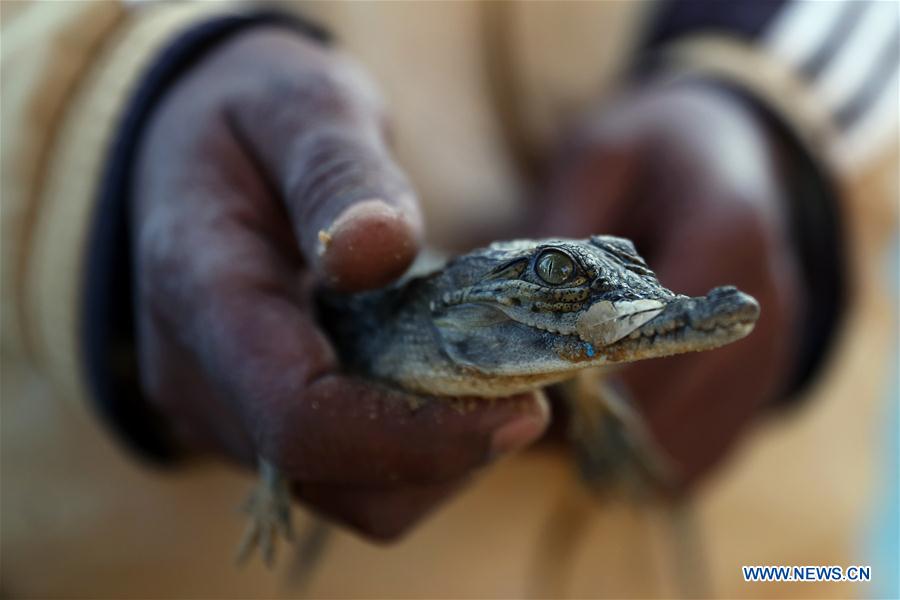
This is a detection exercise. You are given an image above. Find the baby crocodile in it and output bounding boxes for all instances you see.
[237,235,759,567]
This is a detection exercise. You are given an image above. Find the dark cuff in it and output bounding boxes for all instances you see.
[82,11,330,465]
[640,0,787,48]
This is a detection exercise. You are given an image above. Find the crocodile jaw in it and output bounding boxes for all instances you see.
[430,286,759,392]
[594,286,760,362]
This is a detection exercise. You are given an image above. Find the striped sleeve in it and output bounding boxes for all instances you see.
[764,0,899,169]
[643,0,899,172]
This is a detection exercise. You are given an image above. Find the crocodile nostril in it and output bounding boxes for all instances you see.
[708,289,760,322]
[735,294,761,320]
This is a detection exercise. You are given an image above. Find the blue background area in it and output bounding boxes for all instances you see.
[868,235,899,599]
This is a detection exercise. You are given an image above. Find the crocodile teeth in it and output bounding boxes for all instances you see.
[575,299,664,346]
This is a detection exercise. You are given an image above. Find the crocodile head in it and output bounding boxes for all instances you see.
[426,235,759,394]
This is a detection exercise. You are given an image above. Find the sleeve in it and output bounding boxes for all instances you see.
[633,1,899,399]
[0,2,328,462]
[641,0,899,171]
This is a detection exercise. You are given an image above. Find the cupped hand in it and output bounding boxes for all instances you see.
[536,83,805,485]
[132,28,548,540]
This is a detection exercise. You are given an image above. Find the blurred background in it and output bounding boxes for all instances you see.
[2,1,898,598]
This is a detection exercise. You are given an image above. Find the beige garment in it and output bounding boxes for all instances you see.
[1,1,896,597]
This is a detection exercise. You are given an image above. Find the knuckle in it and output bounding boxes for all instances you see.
[270,69,359,121]
[284,132,390,218]
[224,66,363,148]
[221,29,353,108]
[234,52,381,128]
[326,52,386,115]
[134,214,182,306]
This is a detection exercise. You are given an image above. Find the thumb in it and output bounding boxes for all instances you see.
[277,124,423,292]
[226,33,422,290]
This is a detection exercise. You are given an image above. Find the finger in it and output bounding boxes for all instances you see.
[264,377,550,486]
[220,29,423,291]
[615,339,772,489]
[296,479,467,542]
[642,355,769,487]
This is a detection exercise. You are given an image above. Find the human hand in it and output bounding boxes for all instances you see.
[132,28,548,539]
[535,83,804,485]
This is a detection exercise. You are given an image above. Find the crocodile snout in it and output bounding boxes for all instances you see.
[704,286,760,324]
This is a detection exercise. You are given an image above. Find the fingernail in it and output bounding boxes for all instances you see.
[489,393,550,459]
[318,198,421,291]
[320,199,400,256]
[489,416,548,459]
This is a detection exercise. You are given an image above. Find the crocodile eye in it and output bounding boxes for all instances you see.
[535,250,575,285]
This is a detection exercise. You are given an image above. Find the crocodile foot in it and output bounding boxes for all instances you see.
[236,458,293,567]
[564,374,678,494]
